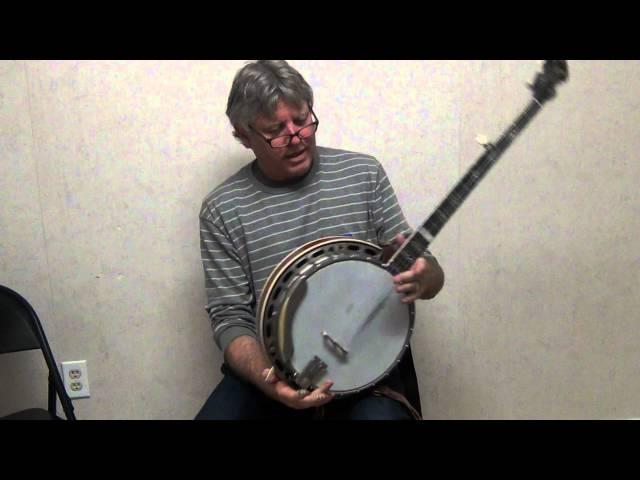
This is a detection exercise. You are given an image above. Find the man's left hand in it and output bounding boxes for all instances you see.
[387,234,445,303]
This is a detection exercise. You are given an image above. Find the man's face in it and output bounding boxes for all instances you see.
[238,100,317,182]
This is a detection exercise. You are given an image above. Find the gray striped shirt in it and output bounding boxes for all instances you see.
[199,146,411,353]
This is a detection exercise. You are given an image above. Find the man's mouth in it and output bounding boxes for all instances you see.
[285,149,306,160]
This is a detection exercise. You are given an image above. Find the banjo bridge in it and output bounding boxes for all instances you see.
[322,330,349,357]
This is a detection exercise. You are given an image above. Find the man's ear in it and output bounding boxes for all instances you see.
[233,127,252,149]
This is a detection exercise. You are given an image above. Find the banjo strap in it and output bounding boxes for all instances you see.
[373,386,423,420]
[310,386,422,420]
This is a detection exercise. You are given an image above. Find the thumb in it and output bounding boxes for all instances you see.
[382,234,406,262]
[394,233,406,248]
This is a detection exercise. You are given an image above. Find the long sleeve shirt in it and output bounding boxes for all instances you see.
[199,146,411,354]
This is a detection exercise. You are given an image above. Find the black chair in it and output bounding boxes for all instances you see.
[0,284,76,420]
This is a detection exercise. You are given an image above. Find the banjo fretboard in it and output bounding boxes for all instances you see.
[385,61,568,274]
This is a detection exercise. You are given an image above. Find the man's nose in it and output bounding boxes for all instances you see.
[289,132,302,145]
[283,123,301,144]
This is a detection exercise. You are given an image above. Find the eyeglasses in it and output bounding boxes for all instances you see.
[249,106,319,149]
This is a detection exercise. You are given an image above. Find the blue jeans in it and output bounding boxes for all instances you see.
[195,363,414,420]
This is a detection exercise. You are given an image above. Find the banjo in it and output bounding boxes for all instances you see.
[257,60,569,397]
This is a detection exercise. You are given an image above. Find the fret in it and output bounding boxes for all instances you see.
[413,230,431,253]
[401,250,413,266]
[436,208,450,223]
[407,241,423,260]
[386,227,432,273]
[418,226,434,245]
[393,253,411,273]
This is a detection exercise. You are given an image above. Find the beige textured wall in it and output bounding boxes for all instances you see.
[1,60,638,419]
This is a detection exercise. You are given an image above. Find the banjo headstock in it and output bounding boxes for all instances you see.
[530,60,569,104]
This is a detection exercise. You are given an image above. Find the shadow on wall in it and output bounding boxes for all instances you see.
[199,148,254,194]
[0,351,48,417]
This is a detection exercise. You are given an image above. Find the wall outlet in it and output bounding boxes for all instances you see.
[61,360,91,399]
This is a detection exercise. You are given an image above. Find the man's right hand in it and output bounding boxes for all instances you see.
[260,368,335,410]
[224,335,335,410]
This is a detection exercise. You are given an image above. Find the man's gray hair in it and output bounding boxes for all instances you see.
[226,60,314,139]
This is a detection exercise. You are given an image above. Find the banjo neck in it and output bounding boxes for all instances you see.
[384,60,569,274]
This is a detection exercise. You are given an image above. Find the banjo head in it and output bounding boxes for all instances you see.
[258,238,414,396]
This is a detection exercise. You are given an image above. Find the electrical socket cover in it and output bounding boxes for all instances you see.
[61,360,91,399]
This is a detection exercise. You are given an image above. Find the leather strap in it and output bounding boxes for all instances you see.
[372,386,423,420]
